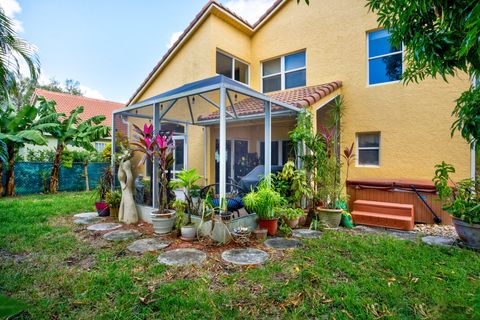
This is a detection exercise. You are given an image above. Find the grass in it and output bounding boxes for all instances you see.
[0,192,479,319]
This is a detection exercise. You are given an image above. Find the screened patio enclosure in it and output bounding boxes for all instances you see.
[112,75,301,210]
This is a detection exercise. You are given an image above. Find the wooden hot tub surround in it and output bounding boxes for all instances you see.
[347,179,452,225]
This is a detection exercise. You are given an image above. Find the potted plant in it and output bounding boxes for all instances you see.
[243,179,284,236]
[433,162,480,248]
[281,207,305,228]
[172,199,196,240]
[105,190,121,220]
[170,168,202,216]
[94,167,112,216]
[131,123,176,234]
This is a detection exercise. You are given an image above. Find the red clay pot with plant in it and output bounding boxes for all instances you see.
[95,201,110,216]
[258,218,278,236]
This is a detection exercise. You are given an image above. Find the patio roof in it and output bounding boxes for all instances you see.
[112,75,303,206]
[117,75,302,124]
[197,81,342,121]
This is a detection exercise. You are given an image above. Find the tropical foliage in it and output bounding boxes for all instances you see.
[170,168,202,219]
[131,123,175,214]
[0,98,60,196]
[243,179,284,219]
[433,162,480,224]
[0,9,39,99]
[35,96,110,193]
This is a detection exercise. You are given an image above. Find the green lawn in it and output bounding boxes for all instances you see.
[0,192,479,319]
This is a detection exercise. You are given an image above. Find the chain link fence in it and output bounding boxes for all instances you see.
[2,162,110,195]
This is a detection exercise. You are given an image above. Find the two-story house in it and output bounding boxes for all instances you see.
[119,0,470,223]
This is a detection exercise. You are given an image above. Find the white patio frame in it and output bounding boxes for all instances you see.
[112,75,301,209]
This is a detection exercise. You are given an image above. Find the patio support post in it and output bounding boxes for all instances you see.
[110,112,116,190]
[152,103,160,209]
[219,85,227,206]
[264,100,271,180]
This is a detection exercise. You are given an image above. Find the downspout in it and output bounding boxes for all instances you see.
[471,76,477,180]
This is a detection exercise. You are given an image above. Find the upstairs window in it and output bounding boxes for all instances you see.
[216,51,249,85]
[262,50,306,93]
[357,132,380,166]
[368,30,402,85]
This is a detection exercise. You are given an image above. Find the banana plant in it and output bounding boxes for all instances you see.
[35,96,111,193]
[0,99,61,196]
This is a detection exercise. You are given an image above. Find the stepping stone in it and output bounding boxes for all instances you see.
[87,223,122,231]
[264,238,302,250]
[386,230,418,241]
[158,249,206,266]
[353,225,383,234]
[74,216,102,225]
[103,229,142,241]
[74,212,98,219]
[422,236,455,247]
[292,229,323,239]
[127,238,171,253]
[222,248,269,265]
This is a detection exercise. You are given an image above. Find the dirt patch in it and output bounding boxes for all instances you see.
[65,254,96,270]
[0,249,33,264]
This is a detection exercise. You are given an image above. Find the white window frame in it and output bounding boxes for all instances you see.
[367,30,403,87]
[172,135,186,179]
[261,50,306,93]
[216,49,250,86]
[356,132,381,167]
[94,142,106,152]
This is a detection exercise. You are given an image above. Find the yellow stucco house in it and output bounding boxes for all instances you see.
[116,0,471,221]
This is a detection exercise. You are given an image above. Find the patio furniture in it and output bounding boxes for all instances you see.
[238,164,284,191]
[199,182,247,217]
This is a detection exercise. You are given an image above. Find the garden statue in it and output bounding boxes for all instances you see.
[134,174,145,204]
[117,150,138,224]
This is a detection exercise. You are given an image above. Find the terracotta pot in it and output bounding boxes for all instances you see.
[286,218,300,229]
[95,201,109,217]
[452,216,480,248]
[253,228,268,240]
[109,207,119,220]
[258,218,278,236]
[315,208,342,228]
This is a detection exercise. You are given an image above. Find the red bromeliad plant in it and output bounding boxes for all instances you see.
[131,123,175,214]
[342,142,355,182]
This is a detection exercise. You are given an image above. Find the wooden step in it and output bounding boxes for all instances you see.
[353,200,413,217]
[352,200,414,231]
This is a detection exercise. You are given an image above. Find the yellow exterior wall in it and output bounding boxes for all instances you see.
[128,0,471,183]
[251,0,470,180]
[132,13,253,183]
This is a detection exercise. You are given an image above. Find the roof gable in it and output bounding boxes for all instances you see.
[127,0,287,106]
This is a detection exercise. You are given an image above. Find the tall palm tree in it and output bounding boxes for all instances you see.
[0,99,60,196]
[38,97,110,193]
[0,8,40,99]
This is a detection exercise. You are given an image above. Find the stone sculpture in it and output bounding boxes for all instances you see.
[118,158,138,224]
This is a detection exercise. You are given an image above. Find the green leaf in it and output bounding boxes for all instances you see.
[0,294,27,318]
[16,130,47,145]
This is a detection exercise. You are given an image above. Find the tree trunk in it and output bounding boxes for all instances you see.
[6,144,16,197]
[49,142,64,194]
[0,160,4,197]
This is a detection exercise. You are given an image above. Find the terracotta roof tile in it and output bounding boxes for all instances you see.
[197,81,342,121]
[33,89,124,127]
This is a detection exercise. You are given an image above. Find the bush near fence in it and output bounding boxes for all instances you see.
[1,162,110,195]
